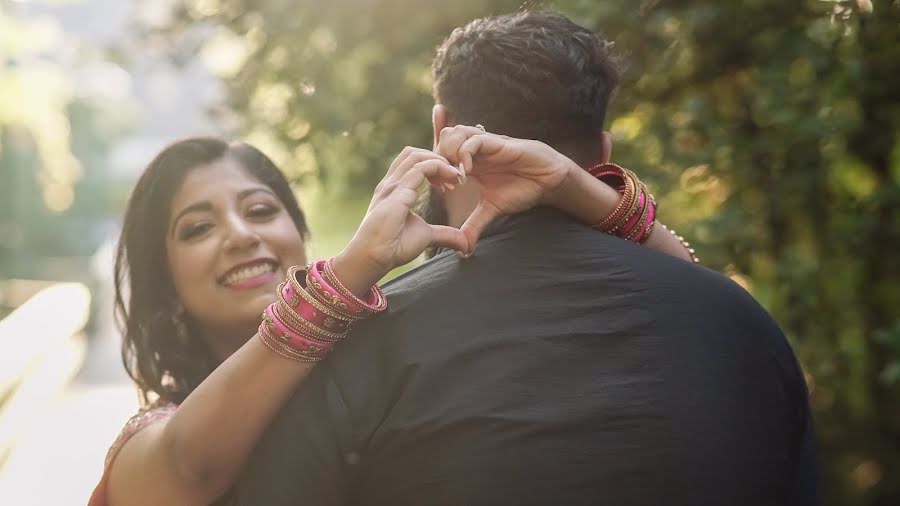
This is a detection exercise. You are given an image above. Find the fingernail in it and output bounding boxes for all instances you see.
[457,162,467,185]
[445,182,456,191]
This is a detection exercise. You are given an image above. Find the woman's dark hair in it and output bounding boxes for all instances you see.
[114,137,309,407]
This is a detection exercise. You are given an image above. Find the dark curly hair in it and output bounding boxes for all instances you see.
[433,10,621,160]
[114,137,309,407]
[423,10,623,229]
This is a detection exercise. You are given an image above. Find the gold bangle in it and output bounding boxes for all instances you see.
[257,324,326,362]
[294,275,359,324]
[305,272,360,319]
[276,282,349,339]
[612,170,644,234]
[298,265,366,320]
[261,309,333,356]
[274,297,346,343]
[595,169,637,232]
[323,259,387,314]
[637,192,658,244]
[286,266,357,321]
[625,182,653,241]
[260,319,331,360]
[638,217,657,244]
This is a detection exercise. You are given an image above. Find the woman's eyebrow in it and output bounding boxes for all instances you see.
[170,201,212,237]
[237,187,277,201]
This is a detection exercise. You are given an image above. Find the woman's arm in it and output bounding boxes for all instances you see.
[432,125,696,262]
[106,337,314,505]
[547,165,695,262]
[103,149,468,506]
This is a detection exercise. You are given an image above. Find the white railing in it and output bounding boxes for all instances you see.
[0,283,91,462]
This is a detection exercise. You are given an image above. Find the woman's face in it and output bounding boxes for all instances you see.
[165,157,306,349]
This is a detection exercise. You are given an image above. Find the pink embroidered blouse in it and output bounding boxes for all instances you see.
[87,403,177,506]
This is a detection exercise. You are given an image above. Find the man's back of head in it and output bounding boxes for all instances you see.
[423,11,622,230]
[432,10,621,167]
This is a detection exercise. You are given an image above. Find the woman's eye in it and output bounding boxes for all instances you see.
[247,204,278,219]
[179,222,212,240]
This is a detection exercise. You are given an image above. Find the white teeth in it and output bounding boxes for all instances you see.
[222,262,276,286]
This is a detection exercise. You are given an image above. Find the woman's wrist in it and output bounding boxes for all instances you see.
[330,246,389,298]
[546,162,621,226]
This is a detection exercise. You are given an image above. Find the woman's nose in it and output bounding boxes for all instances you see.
[223,216,261,252]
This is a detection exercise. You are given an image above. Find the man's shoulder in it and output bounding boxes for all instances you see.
[384,207,713,302]
[382,249,459,296]
[383,209,757,318]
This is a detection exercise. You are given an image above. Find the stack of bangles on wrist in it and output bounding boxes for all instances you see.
[258,259,387,362]
[588,163,699,263]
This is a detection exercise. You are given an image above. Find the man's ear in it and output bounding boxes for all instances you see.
[432,104,449,150]
[598,131,613,164]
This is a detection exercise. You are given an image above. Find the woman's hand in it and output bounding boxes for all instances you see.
[332,147,469,295]
[433,125,584,246]
[435,125,695,263]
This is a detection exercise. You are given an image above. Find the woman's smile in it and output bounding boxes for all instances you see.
[219,258,280,290]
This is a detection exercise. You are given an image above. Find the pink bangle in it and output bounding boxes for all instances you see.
[309,259,387,316]
[280,279,350,333]
[274,298,345,343]
[263,303,333,355]
[624,186,653,241]
[256,257,393,363]
[286,265,360,322]
[615,191,646,236]
[304,263,359,318]
[587,162,659,244]
[590,164,639,233]
[323,258,388,313]
[257,319,327,363]
[633,199,657,244]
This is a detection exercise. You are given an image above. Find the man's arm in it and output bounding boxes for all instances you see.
[232,370,356,506]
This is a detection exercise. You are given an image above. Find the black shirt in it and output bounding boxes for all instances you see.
[233,208,821,506]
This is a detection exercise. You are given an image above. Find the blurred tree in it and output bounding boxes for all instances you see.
[0,4,81,215]
[156,0,899,504]
[1,4,74,279]
[0,4,129,282]
[157,0,525,255]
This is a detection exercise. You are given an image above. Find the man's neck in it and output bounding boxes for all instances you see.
[444,182,483,228]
